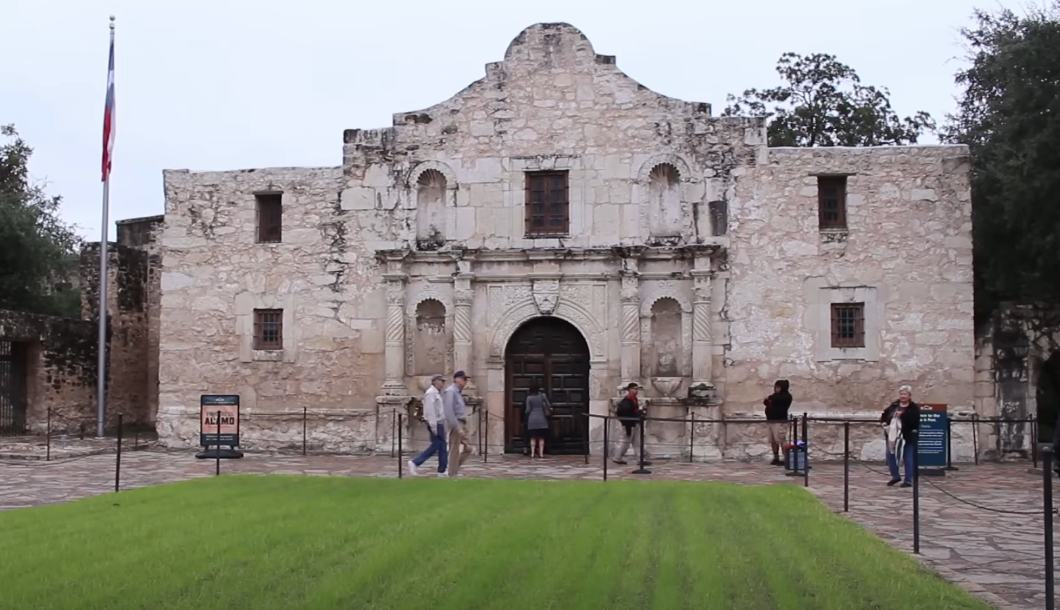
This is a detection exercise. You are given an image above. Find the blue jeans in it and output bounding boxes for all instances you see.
[887,439,915,484]
[413,423,448,473]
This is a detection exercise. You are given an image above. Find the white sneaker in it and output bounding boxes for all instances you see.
[438,471,449,478]
[407,460,418,476]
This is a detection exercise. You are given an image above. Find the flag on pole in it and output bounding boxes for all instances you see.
[101,23,115,182]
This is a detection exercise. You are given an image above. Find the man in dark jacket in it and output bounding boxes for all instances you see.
[764,380,792,466]
[613,382,651,466]
[880,385,920,487]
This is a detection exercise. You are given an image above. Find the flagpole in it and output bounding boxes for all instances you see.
[96,15,115,439]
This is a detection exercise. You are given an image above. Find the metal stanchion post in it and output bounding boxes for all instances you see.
[484,411,489,464]
[1043,446,1055,610]
[603,416,609,482]
[398,413,404,479]
[391,409,396,458]
[913,429,920,554]
[583,413,589,465]
[802,413,809,487]
[945,416,959,471]
[632,413,651,475]
[843,420,849,512]
[972,414,980,466]
[46,408,51,462]
[115,413,123,493]
[303,407,307,456]
[1032,414,1038,469]
[215,410,221,477]
[689,412,695,463]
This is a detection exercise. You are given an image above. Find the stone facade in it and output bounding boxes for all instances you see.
[78,216,164,430]
[0,215,163,438]
[156,23,976,459]
[0,310,97,434]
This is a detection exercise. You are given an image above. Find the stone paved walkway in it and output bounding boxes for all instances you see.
[0,448,1053,610]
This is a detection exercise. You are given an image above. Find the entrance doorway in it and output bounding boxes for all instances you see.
[1037,352,1060,442]
[505,317,590,455]
[0,340,29,436]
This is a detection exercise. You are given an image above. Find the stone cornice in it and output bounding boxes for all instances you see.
[373,244,724,266]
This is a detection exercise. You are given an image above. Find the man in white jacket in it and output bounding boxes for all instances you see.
[408,374,448,477]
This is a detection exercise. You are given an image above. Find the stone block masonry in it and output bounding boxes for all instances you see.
[0,310,97,434]
[154,22,976,457]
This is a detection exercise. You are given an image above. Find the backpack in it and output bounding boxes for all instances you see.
[617,396,636,418]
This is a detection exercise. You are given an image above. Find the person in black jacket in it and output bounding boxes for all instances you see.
[613,382,651,466]
[764,380,792,466]
[880,385,920,487]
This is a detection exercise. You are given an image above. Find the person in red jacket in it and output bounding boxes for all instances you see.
[613,382,651,466]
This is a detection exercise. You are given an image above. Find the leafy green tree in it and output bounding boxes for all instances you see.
[723,52,936,147]
[0,124,83,317]
[941,3,1060,321]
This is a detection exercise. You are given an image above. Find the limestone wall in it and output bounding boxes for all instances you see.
[156,167,399,446]
[724,146,975,415]
[0,310,97,433]
[155,22,977,455]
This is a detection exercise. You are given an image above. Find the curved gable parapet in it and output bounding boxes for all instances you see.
[384,22,713,132]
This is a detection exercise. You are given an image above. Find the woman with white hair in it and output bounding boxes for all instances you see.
[879,385,921,488]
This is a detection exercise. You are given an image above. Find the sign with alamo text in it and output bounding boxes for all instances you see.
[200,395,240,448]
[918,403,948,469]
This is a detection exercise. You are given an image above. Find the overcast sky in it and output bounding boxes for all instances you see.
[2,0,1002,241]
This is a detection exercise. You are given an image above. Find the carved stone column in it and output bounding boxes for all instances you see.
[619,267,642,393]
[382,273,408,395]
[690,268,713,387]
[453,272,475,392]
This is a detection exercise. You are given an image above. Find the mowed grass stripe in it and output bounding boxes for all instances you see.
[0,475,993,610]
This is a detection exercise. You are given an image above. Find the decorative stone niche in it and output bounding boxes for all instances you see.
[413,299,447,376]
[416,169,447,249]
[648,164,682,238]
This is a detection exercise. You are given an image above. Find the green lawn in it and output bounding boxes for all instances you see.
[0,475,989,610]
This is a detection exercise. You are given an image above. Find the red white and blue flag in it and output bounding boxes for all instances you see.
[101,30,115,182]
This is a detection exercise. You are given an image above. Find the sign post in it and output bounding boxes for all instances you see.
[194,395,244,459]
[918,403,947,477]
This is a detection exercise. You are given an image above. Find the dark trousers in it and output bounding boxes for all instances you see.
[412,423,448,473]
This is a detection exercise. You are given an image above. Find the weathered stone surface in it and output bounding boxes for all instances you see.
[0,310,97,433]
[156,23,976,455]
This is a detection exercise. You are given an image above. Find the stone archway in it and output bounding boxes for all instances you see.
[504,317,591,455]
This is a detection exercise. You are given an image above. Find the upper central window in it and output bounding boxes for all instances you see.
[525,171,570,237]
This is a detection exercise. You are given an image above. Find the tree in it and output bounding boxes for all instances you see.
[941,3,1060,321]
[0,125,83,317]
[723,52,936,147]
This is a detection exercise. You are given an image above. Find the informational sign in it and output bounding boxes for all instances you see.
[200,395,240,448]
[918,403,948,470]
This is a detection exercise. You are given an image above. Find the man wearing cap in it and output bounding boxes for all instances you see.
[408,374,448,477]
[613,382,652,466]
[442,370,473,477]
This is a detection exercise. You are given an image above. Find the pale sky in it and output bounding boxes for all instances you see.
[2,0,1000,242]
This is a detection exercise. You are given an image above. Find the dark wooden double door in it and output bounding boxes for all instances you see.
[0,341,28,437]
[505,318,590,454]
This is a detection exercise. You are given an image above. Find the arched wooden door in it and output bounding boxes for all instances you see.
[504,317,590,454]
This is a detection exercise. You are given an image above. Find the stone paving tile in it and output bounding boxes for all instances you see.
[0,449,1054,610]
